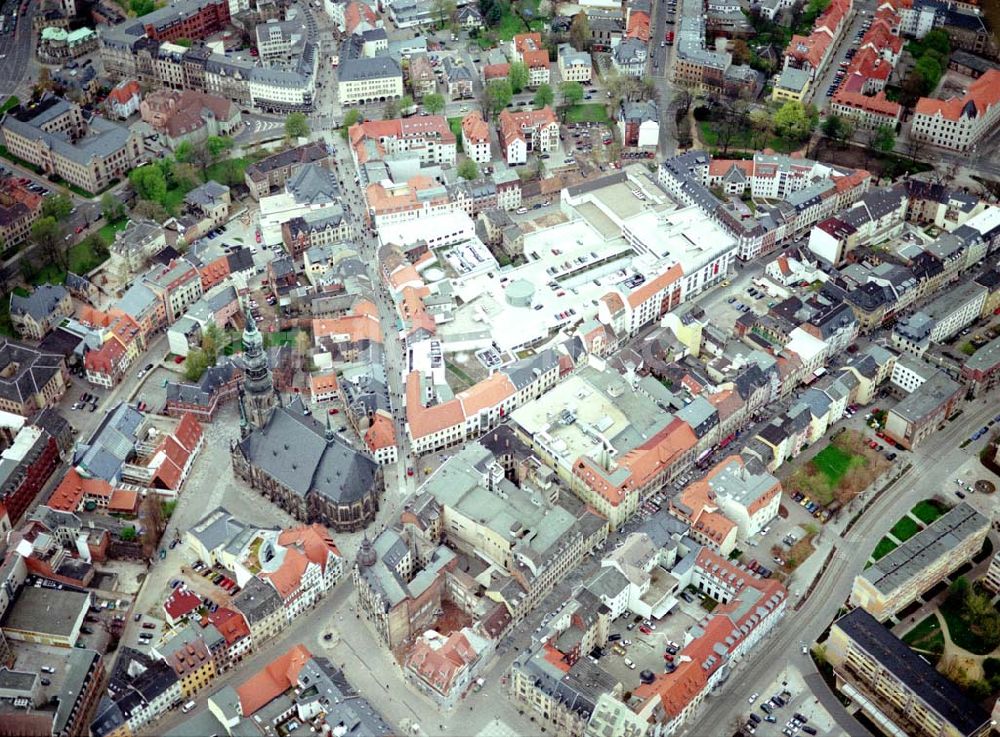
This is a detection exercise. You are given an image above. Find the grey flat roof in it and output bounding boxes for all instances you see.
[861,502,988,596]
[2,586,89,637]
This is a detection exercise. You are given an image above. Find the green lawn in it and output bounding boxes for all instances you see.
[903,613,944,655]
[889,515,921,543]
[97,218,128,246]
[564,104,611,124]
[871,536,898,561]
[912,499,947,525]
[448,117,464,152]
[497,6,528,40]
[204,158,249,188]
[68,239,109,275]
[812,444,860,486]
[30,264,67,286]
[161,185,191,215]
[697,121,801,155]
[940,596,1000,655]
[0,96,19,114]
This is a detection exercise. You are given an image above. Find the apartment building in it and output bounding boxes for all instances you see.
[9,285,73,341]
[783,0,853,81]
[849,502,989,619]
[461,111,492,164]
[827,608,992,737]
[0,339,68,417]
[1,96,142,194]
[831,90,903,130]
[143,258,204,324]
[243,141,329,201]
[961,335,1000,397]
[558,43,592,82]
[911,69,1000,152]
[884,370,963,449]
[349,115,457,167]
[498,107,559,165]
[510,33,550,86]
[337,56,403,105]
[135,0,230,43]
[0,178,43,253]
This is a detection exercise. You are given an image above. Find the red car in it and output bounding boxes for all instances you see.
[664,653,674,661]
[639,625,652,635]
[255,231,262,243]
[75,225,85,234]
[328,408,339,415]
[406,467,414,477]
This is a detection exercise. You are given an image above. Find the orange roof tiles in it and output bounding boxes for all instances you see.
[48,468,114,512]
[312,313,383,344]
[277,524,342,568]
[670,479,736,545]
[522,49,549,70]
[626,263,683,310]
[483,63,510,80]
[456,372,516,417]
[344,0,376,34]
[513,32,543,55]
[262,547,309,600]
[461,111,490,144]
[107,80,141,105]
[626,10,650,42]
[108,489,139,514]
[405,371,466,439]
[498,107,558,149]
[236,644,312,716]
[914,69,1000,121]
[833,90,902,118]
[365,410,397,451]
[309,372,339,393]
[209,607,251,645]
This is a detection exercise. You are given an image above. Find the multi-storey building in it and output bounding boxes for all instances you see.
[911,70,1000,152]
[498,107,559,165]
[349,115,457,167]
[0,96,142,194]
[827,608,992,737]
[883,370,963,449]
[337,56,403,105]
[557,43,592,82]
[0,177,43,253]
[510,33,550,86]
[461,111,492,164]
[9,285,72,341]
[849,502,989,618]
[0,340,68,417]
[243,141,330,200]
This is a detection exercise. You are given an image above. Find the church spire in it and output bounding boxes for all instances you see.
[325,411,335,442]
[241,309,278,430]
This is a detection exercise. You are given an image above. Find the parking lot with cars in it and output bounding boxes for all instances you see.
[738,667,841,737]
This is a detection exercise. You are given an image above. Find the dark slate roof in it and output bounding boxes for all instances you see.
[0,339,65,407]
[834,608,990,737]
[236,396,378,505]
[9,284,68,321]
[232,576,282,624]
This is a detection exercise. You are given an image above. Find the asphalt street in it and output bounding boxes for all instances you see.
[682,392,1000,736]
[0,0,35,99]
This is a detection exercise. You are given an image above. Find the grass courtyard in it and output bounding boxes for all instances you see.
[912,499,948,525]
[871,537,898,561]
[563,104,611,124]
[784,431,886,506]
[903,614,945,656]
[889,515,921,543]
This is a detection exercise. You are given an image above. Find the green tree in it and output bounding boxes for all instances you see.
[100,192,126,222]
[921,29,951,55]
[508,62,529,94]
[285,112,310,139]
[206,159,244,188]
[41,193,73,221]
[129,165,168,204]
[533,83,553,109]
[184,349,211,381]
[399,94,415,113]
[206,135,234,159]
[569,12,590,51]
[30,216,64,267]
[773,100,815,142]
[950,576,971,606]
[132,199,170,223]
[872,124,896,153]
[340,109,362,139]
[119,526,137,541]
[171,162,202,191]
[458,158,479,180]
[384,98,401,119]
[129,0,154,15]
[432,0,456,27]
[560,81,584,108]
[423,92,445,115]
[483,79,513,118]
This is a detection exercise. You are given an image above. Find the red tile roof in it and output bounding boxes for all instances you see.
[833,90,902,118]
[236,644,312,716]
[208,607,251,646]
[163,587,202,622]
[277,524,342,570]
[914,69,1000,121]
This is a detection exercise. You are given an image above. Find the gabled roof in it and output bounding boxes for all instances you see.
[235,644,312,716]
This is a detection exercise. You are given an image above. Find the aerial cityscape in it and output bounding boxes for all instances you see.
[0,0,997,734]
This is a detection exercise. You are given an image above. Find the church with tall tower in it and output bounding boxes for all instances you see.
[239,311,279,433]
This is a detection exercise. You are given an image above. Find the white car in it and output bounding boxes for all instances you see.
[748,692,759,703]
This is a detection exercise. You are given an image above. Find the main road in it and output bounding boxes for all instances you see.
[0,0,37,100]
[683,392,1000,736]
